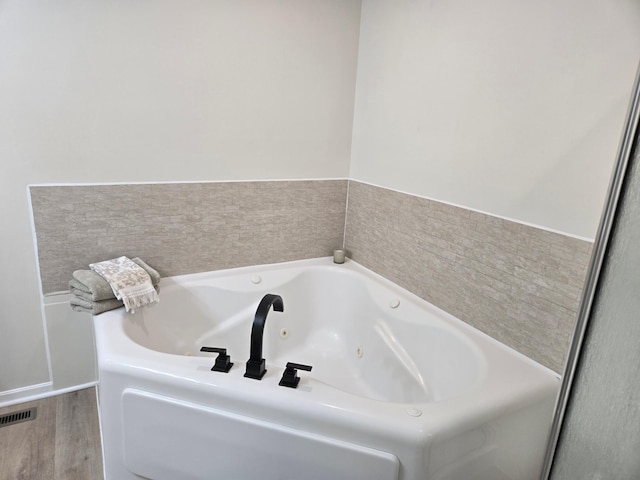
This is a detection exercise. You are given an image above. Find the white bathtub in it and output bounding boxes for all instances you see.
[95,257,559,480]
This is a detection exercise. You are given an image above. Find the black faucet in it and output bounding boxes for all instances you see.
[244,294,283,380]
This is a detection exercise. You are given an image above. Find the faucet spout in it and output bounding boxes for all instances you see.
[244,294,283,380]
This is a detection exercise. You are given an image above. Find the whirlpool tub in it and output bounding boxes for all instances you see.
[94,257,559,480]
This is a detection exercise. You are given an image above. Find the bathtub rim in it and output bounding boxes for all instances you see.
[94,257,559,434]
[105,255,559,379]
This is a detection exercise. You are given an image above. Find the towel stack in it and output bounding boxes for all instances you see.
[69,257,160,314]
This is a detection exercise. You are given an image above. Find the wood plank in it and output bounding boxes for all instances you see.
[0,388,103,480]
[0,396,56,479]
[54,388,103,480]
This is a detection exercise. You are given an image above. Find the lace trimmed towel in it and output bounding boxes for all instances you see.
[90,256,159,313]
[70,257,160,302]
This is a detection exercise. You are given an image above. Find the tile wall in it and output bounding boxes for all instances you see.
[344,181,593,372]
[30,180,348,294]
[30,179,593,372]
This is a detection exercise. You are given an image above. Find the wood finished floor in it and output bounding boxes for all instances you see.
[0,388,103,480]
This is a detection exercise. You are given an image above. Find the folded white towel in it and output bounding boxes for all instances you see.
[90,256,159,313]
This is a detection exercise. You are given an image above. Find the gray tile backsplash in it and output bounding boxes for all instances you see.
[30,180,348,294]
[344,181,593,372]
[30,179,592,372]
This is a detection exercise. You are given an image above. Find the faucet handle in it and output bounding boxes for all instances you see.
[279,362,313,388]
[200,347,234,373]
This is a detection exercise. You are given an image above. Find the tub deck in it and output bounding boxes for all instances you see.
[95,257,559,480]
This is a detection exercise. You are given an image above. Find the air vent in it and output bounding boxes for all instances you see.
[0,407,37,428]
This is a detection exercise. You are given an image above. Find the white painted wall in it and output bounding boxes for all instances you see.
[351,0,640,239]
[3,0,637,401]
[0,0,361,397]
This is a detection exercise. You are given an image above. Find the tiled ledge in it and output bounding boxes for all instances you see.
[30,180,348,294]
[344,181,593,373]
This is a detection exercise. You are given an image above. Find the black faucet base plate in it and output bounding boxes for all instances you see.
[279,376,300,388]
[212,362,233,373]
[244,358,267,380]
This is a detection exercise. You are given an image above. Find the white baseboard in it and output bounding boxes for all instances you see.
[0,381,97,409]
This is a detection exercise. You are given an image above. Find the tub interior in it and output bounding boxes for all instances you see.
[123,265,485,403]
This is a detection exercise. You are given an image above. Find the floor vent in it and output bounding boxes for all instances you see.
[0,407,37,428]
